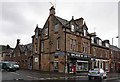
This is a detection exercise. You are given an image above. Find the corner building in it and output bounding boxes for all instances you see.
[32,6,91,73]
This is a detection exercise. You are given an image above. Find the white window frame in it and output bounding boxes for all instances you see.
[70,39,73,50]
[41,42,44,52]
[71,25,75,32]
[91,37,94,43]
[57,38,60,50]
[55,24,59,32]
[35,30,38,38]
[45,28,48,36]
[83,29,87,36]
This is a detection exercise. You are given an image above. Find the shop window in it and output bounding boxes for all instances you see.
[76,61,88,71]
[55,56,58,58]
[54,62,58,72]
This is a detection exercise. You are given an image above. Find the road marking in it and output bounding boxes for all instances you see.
[26,75,40,80]
[10,72,20,75]
[105,77,119,81]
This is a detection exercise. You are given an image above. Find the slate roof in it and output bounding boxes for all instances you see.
[110,45,120,51]
[18,43,32,53]
[55,16,69,26]
[25,43,32,51]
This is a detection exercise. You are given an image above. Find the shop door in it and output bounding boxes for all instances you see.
[54,62,58,72]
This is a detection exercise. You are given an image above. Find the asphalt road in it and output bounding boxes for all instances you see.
[1,70,120,82]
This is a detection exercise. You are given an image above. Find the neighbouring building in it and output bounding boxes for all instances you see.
[32,6,91,73]
[12,39,33,70]
[91,32,110,72]
[0,45,13,61]
[109,45,120,72]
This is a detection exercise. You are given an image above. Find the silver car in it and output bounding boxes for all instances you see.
[88,68,107,80]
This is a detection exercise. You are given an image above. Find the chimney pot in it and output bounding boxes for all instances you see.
[49,6,55,15]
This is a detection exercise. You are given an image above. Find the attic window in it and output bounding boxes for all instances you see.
[54,24,59,32]
[91,37,94,43]
[44,28,48,36]
[35,30,38,38]
[83,29,87,36]
[71,25,75,32]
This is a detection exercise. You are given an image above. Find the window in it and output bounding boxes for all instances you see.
[83,29,87,36]
[57,38,60,50]
[70,39,76,50]
[71,25,75,32]
[18,52,20,56]
[70,39,73,50]
[44,28,48,36]
[73,40,76,50]
[35,30,38,38]
[55,24,59,32]
[99,40,102,46]
[105,43,109,47]
[83,42,88,53]
[93,47,96,56]
[91,37,94,43]
[35,44,37,53]
[14,53,15,57]
[41,42,44,52]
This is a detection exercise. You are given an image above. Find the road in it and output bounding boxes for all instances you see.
[1,70,120,82]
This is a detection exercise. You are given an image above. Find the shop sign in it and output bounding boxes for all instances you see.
[54,52,65,56]
[91,58,96,61]
[35,57,38,62]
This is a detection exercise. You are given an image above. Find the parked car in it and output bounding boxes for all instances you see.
[88,68,107,80]
[0,61,16,72]
[10,62,19,70]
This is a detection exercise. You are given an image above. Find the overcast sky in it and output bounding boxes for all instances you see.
[0,0,119,48]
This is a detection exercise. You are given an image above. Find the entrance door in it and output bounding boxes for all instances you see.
[54,62,58,72]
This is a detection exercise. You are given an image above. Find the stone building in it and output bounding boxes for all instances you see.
[32,6,91,73]
[12,39,33,70]
[90,32,110,72]
[109,45,120,72]
[0,45,13,61]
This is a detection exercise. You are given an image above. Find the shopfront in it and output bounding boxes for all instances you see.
[67,52,91,73]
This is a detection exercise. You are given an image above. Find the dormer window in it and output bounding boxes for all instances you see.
[99,40,102,46]
[35,30,38,38]
[91,37,94,43]
[83,29,87,36]
[44,28,48,36]
[55,24,59,32]
[71,25,75,32]
[105,43,109,47]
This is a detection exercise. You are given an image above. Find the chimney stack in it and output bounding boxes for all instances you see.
[49,6,55,15]
[17,39,20,45]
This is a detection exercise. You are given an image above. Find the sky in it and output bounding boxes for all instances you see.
[0,0,119,48]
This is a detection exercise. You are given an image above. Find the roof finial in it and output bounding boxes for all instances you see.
[72,16,74,19]
[36,24,38,28]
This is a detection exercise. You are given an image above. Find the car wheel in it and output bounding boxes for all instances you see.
[88,76,91,80]
[100,76,103,80]
[6,68,10,72]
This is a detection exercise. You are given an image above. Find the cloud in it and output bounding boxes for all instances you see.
[0,1,119,47]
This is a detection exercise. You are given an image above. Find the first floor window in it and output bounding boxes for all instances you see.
[41,42,44,52]
[57,38,60,50]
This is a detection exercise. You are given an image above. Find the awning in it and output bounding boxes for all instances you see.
[54,52,65,56]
